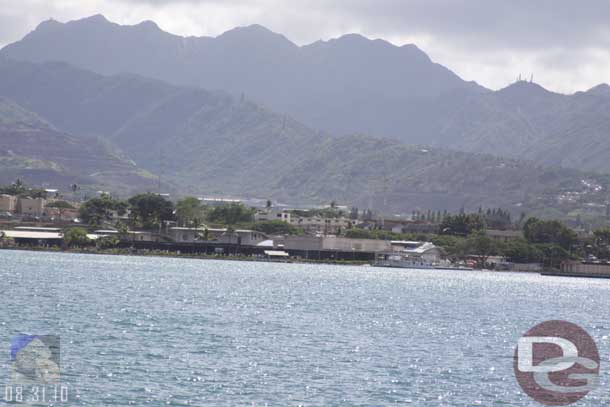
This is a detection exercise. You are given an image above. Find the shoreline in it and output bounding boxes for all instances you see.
[0,245,371,266]
[0,245,545,274]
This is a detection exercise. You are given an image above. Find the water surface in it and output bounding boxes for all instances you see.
[1,250,609,406]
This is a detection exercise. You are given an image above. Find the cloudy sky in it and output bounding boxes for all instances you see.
[1,0,609,93]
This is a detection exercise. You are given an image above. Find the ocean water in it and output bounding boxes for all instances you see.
[0,249,609,406]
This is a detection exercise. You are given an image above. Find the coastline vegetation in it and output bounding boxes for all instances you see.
[1,180,609,269]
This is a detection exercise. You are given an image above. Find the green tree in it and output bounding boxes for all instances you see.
[96,235,120,249]
[0,179,26,195]
[503,239,542,263]
[431,235,465,258]
[344,228,373,239]
[439,213,486,236]
[128,193,175,230]
[115,221,130,240]
[207,203,254,226]
[590,228,610,259]
[523,217,578,250]
[461,232,500,267]
[175,197,205,227]
[46,200,75,209]
[63,228,90,248]
[252,220,301,235]
[537,244,572,269]
[79,194,126,228]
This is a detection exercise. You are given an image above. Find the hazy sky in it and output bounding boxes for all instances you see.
[1,0,609,93]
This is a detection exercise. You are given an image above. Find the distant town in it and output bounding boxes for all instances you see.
[1,179,610,277]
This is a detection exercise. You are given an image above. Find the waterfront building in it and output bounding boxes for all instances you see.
[560,260,610,277]
[390,241,443,263]
[168,227,268,245]
[1,230,62,245]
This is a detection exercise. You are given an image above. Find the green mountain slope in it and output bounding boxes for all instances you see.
[0,58,607,214]
[0,96,159,193]
[5,17,610,175]
[428,81,610,173]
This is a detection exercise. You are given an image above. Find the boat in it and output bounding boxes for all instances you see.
[372,253,434,269]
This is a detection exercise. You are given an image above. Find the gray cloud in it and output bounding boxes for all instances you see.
[1,0,609,92]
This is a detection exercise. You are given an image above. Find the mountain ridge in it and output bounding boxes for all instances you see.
[0,56,607,216]
[0,14,484,141]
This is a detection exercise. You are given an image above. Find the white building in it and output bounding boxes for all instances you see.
[390,241,443,263]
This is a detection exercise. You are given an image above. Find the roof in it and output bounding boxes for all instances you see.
[93,229,148,235]
[2,230,62,240]
[15,226,62,232]
[401,242,439,254]
[264,250,289,257]
[201,198,241,203]
[257,239,275,247]
[391,240,422,245]
[169,227,258,234]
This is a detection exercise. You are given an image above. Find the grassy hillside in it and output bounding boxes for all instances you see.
[0,97,160,194]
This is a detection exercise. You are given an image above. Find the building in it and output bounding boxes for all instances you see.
[390,241,443,263]
[167,227,268,246]
[17,197,46,217]
[201,197,242,207]
[1,230,62,245]
[560,261,610,277]
[382,220,439,234]
[45,207,80,221]
[0,194,17,213]
[254,209,291,223]
[276,236,391,253]
[93,229,159,242]
[289,215,353,235]
[321,236,391,252]
[254,208,356,236]
[485,229,524,242]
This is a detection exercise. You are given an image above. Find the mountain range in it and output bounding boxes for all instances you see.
[0,15,483,143]
[0,15,609,216]
[0,56,606,215]
[3,15,610,175]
